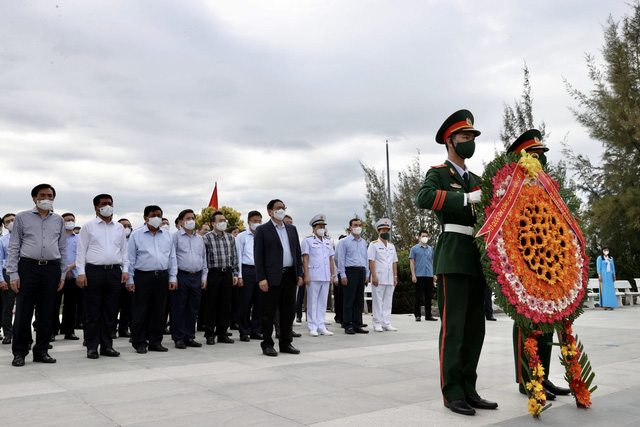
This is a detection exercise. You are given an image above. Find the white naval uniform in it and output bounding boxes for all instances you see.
[367,239,398,329]
[301,234,334,332]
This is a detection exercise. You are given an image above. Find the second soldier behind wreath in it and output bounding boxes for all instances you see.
[367,219,399,332]
[415,109,497,416]
[301,214,336,337]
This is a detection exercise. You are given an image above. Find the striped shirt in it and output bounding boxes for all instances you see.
[202,230,238,276]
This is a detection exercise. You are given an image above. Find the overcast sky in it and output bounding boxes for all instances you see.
[0,0,631,238]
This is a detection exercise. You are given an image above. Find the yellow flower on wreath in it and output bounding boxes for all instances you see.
[528,398,541,415]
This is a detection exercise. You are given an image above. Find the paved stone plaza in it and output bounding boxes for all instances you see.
[0,305,638,426]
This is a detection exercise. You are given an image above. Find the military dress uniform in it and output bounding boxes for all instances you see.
[415,110,490,410]
[301,214,335,335]
[367,219,398,331]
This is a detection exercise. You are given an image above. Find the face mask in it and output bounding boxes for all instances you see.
[316,228,326,237]
[147,217,162,229]
[36,199,53,211]
[603,250,609,256]
[453,139,476,159]
[216,221,227,231]
[161,225,170,231]
[65,221,76,231]
[250,222,260,231]
[380,232,390,240]
[183,220,196,230]
[124,228,132,237]
[352,227,362,236]
[537,153,547,168]
[6,222,13,232]
[99,205,114,217]
[420,237,428,244]
[273,209,286,221]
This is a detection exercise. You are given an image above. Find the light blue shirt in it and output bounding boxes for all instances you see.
[66,232,78,279]
[172,228,208,281]
[271,219,293,268]
[337,234,369,277]
[235,230,255,278]
[409,243,434,277]
[0,233,9,282]
[127,225,177,284]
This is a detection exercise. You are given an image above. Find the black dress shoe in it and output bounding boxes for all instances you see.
[486,317,497,321]
[518,382,555,400]
[354,328,369,334]
[249,333,263,340]
[111,330,117,339]
[64,333,80,340]
[206,336,215,345]
[230,323,239,330]
[425,317,438,321]
[163,327,171,335]
[175,340,186,349]
[415,317,422,322]
[218,335,234,344]
[279,344,300,354]
[100,347,120,357]
[119,331,131,338]
[136,346,148,354]
[3,336,12,344]
[12,355,25,367]
[542,379,571,396]
[292,331,301,338]
[263,346,278,357]
[226,331,232,336]
[444,399,475,416]
[148,344,169,352]
[362,324,368,328]
[33,353,56,363]
[87,349,99,359]
[345,328,356,335]
[240,335,250,342]
[185,339,202,347]
[50,334,56,342]
[465,395,498,409]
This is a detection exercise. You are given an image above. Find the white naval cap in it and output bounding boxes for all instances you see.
[309,214,327,227]
[375,218,391,230]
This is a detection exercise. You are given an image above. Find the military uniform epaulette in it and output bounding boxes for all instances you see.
[431,164,447,169]
[305,234,314,238]
[371,239,379,243]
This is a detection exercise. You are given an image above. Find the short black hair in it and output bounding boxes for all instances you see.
[2,213,16,224]
[93,193,113,207]
[209,210,224,223]
[419,229,428,236]
[61,212,75,220]
[349,218,361,227]
[227,226,239,233]
[247,210,262,220]
[338,234,347,240]
[177,209,195,221]
[267,199,284,211]
[284,214,292,220]
[118,218,130,225]
[144,205,163,217]
[197,223,210,231]
[73,226,81,231]
[31,183,56,198]
[162,218,169,222]
[602,246,610,251]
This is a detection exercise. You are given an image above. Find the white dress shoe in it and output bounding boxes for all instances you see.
[309,330,319,337]
[374,326,384,332]
[383,326,398,331]
[319,329,334,336]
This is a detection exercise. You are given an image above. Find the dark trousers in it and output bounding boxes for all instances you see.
[333,276,343,323]
[131,270,168,348]
[437,273,486,402]
[52,277,80,336]
[2,270,16,337]
[414,276,434,319]
[204,269,232,338]
[12,260,59,357]
[261,269,296,350]
[171,271,202,341]
[230,285,239,327]
[116,283,132,334]
[295,284,305,320]
[513,324,553,383]
[484,285,494,319]
[197,289,206,331]
[342,268,365,329]
[237,266,262,336]
[84,265,122,351]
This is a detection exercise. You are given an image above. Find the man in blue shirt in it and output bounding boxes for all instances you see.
[235,210,263,342]
[0,213,16,344]
[409,230,436,321]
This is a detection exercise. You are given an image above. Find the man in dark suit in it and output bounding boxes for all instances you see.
[254,199,304,357]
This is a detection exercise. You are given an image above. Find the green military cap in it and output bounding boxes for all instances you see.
[436,109,481,144]
[507,129,549,154]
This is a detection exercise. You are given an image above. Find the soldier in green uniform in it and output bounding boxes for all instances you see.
[415,109,498,416]
[507,130,571,400]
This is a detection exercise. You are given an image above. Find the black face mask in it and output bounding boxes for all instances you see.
[537,153,547,168]
[453,139,476,159]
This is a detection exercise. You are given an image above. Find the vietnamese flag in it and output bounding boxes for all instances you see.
[208,182,218,209]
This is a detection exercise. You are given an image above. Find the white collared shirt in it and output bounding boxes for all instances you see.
[76,217,129,275]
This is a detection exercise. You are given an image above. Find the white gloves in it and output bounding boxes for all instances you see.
[468,189,482,204]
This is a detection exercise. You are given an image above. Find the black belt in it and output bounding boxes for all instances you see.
[178,269,202,277]
[242,264,255,269]
[210,267,232,272]
[21,258,60,266]
[282,266,294,273]
[345,266,365,271]
[135,269,167,276]
[87,263,119,270]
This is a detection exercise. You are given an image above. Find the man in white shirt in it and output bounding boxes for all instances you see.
[368,219,398,332]
[76,194,129,359]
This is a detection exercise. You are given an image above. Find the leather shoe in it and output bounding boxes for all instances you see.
[87,349,99,359]
[486,317,497,321]
[136,346,147,354]
[206,336,215,345]
[33,353,56,363]
[240,335,250,342]
[425,317,438,321]
[354,328,369,334]
[542,379,571,396]
[279,344,300,354]
[518,383,555,400]
[263,346,278,357]
[415,317,421,322]
[175,340,187,349]
[185,339,202,347]
[64,333,80,340]
[444,399,475,416]
[100,347,120,357]
[12,355,25,367]
[148,344,168,352]
[345,328,355,335]
[292,331,301,338]
[465,395,498,409]
[218,335,234,344]
[250,333,263,340]
[3,336,12,344]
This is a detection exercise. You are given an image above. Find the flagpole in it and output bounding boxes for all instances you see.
[386,140,393,239]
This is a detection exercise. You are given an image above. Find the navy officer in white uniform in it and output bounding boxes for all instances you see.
[367,219,399,332]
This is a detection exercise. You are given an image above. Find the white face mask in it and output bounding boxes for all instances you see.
[161,225,170,231]
[250,222,260,231]
[99,205,114,217]
[36,199,53,211]
[65,221,76,231]
[124,227,132,237]
[273,209,286,221]
[316,228,326,237]
[183,220,196,230]
[147,217,163,229]
[603,250,609,256]
[420,237,428,244]
[216,221,227,231]
[352,227,362,236]
[6,222,13,232]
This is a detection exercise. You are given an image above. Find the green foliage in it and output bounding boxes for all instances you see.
[195,205,245,231]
